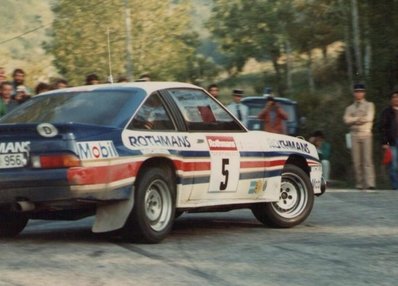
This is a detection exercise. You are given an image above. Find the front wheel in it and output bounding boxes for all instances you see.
[251,164,314,228]
[0,212,28,237]
[122,167,176,243]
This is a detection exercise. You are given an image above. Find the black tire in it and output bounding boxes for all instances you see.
[0,212,28,237]
[251,164,314,228]
[122,167,176,243]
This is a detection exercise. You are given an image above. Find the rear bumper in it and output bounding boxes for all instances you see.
[0,168,133,206]
[0,185,132,205]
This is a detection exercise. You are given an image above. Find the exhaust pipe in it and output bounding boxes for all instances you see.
[13,201,35,212]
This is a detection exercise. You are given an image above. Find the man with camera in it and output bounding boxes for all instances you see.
[258,96,288,134]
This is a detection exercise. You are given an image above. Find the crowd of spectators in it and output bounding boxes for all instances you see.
[0,67,152,117]
[0,67,72,116]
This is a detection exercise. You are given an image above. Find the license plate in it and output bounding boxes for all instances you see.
[0,153,27,169]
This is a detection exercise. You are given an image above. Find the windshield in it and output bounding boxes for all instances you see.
[0,89,146,127]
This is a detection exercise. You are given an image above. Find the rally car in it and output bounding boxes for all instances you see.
[0,82,325,243]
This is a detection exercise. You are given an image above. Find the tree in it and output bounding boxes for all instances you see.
[208,0,343,95]
[208,0,295,95]
[366,0,398,104]
[285,0,343,92]
[46,0,200,85]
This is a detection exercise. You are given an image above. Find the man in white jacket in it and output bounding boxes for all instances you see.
[343,83,376,190]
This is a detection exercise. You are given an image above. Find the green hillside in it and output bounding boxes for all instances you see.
[0,0,54,86]
[0,0,213,86]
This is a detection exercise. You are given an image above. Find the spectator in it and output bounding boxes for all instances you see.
[35,82,50,95]
[309,130,331,182]
[258,96,288,134]
[227,89,249,126]
[136,73,151,82]
[117,76,129,83]
[0,67,6,85]
[207,83,219,99]
[0,81,18,116]
[11,68,28,95]
[53,78,68,89]
[343,83,375,190]
[15,85,31,104]
[379,91,398,190]
[85,73,100,85]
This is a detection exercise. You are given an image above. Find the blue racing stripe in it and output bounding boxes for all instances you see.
[240,169,281,180]
[239,151,265,157]
[179,175,210,185]
[173,150,210,158]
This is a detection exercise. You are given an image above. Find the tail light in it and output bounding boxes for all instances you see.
[32,154,81,169]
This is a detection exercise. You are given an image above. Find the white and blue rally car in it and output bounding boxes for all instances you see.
[0,82,325,243]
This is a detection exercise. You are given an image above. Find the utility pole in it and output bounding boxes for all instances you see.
[124,0,133,80]
[351,0,363,77]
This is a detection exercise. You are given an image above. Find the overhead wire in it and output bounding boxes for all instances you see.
[0,0,115,46]
[0,23,52,45]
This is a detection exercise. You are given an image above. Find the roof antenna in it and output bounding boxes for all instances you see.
[107,27,114,83]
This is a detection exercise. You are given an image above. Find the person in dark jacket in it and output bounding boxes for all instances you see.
[380,91,398,190]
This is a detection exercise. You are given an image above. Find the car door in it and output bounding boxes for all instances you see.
[163,88,265,201]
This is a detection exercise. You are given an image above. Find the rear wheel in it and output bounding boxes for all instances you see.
[251,164,314,228]
[122,167,175,243]
[0,212,28,237]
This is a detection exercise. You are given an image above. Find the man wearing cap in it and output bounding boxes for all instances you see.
[227,89,249,126]
[343,83,376,190]
[258,96,288,134]
[14,85,31,104]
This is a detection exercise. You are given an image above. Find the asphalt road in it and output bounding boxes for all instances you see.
[0,189,397,286]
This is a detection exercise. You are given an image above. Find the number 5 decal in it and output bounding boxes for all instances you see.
[206,135,240,193]
[220,158,229,190]
[208,153,240,193]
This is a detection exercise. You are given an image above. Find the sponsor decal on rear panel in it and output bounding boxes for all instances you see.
[0,141,30,169]
[0,141,30,153]
[77,141,119,159]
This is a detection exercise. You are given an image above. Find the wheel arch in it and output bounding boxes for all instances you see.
[285,154,310,177]
[136,157,177,187]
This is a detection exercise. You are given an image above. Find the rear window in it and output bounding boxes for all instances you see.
[0,89,145,127]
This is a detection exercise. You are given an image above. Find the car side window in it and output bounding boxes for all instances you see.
[128,93,175,131]
[167,88,243,131]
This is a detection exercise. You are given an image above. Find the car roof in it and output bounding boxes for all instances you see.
[42,82,201,96]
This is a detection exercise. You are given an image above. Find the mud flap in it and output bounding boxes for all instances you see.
[92,189,134,233]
